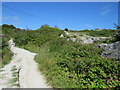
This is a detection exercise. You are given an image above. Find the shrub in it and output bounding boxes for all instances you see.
[114,30,120,41]
[64,28,68,31]
[2,24,119,88]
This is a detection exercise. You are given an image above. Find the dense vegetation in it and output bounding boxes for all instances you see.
[0,24,19,67]
[0,26,2,62]
[1,24,119,88]
[69,29,117,37]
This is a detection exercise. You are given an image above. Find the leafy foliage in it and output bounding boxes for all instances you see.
[64,28,69,31]
[70,29,117,37]
[114,30,120,41]
[0,25,15,67]
[2,24,119,88]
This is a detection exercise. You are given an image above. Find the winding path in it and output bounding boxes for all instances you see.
[0,39,50,88]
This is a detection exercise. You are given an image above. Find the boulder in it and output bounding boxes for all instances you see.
[101,41,120,59]
[60,34,64,38]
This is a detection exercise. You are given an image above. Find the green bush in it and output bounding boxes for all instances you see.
[75,29,117,37]
[64,28,68,31]
[2,24,119,88]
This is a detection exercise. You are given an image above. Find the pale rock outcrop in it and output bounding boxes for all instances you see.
[101,41,120,59]
[60,31,111,44]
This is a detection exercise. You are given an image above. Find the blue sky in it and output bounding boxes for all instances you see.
[2,2,118,30]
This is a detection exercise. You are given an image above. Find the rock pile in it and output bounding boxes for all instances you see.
[60,31,111,44]
[76,35,111,44]
[101,41,120,59]
[60,31,120,59]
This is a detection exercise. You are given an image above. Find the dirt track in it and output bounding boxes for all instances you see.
[0,39,50,89]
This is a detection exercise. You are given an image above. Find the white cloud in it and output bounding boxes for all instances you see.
[101,9,111,16]
[84,24,93,28]
[2,16,21,24]
[101,5,111,16]
[102,5,111,10]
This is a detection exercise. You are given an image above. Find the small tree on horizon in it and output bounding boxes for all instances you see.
[64,28,68,31]
[41,24,50,28]
[114,23,120,41]
[114,23,120,30]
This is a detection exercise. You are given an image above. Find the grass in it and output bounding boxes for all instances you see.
[1,48,11,67]
[10,65,20,87]
[24,42,119,88]
[2,24,119,88]
[69,29,117,37]
[11,65,17,72]
[0,75,5,79]
[10,77,18,83]
[21,43,40,53]
[0,26,14,68]
[0,69,5,72]
[9,77,19,87]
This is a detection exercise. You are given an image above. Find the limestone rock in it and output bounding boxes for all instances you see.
[101,41,120,59]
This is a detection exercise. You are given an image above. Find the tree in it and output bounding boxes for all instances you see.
[41,24,50,28]
[114,23,120,41]
[2,24,16,29]
[64,28,68,31]
[114,23,120,30]
[117,26,120,29]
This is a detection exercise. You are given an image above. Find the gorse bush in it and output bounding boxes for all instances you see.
[2,24,119,88]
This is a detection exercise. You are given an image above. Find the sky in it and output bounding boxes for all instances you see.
[2,2,118,30]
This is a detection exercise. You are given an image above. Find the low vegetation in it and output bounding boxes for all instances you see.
[10,65,19,87]
[1,24,119,88]
[0,25,15,68]
[69,29,117,37]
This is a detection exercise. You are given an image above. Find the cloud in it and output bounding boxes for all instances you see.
[102,5,111,10]
[101,9,111,16]
[84,24,93,28]
[101,5,111,16]
[2,16,21,24]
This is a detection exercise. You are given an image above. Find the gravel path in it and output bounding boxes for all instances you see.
[0,39,50,89]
